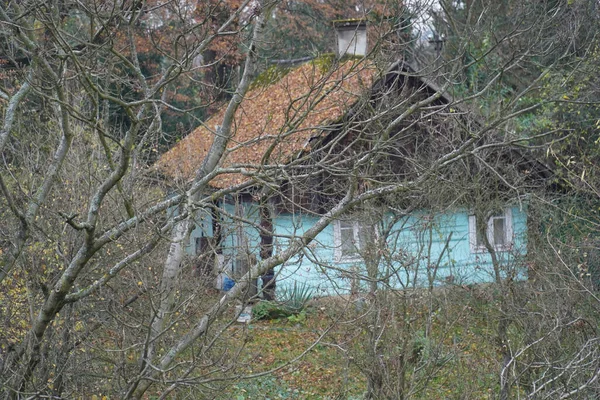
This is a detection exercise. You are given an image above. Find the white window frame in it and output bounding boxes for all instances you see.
[333,220,364,263]
[468,208,513,253]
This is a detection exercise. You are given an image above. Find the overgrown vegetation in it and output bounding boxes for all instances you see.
[212,284,551,399]
[253,282,313,321]
[2,0,600,398]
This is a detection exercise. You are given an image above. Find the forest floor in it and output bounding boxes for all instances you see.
[211,286,502,400]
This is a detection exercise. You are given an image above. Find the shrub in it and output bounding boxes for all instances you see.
[279,282,313,312]
[252,283,313,321]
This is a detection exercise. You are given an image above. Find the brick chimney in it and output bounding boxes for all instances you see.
[334,19,367,58]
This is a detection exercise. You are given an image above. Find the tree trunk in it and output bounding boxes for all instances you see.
[147,219,190,360]
[132,5,269,396]
[259,194,275,300]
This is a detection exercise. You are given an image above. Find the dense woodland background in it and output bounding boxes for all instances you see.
[1,0,600,398]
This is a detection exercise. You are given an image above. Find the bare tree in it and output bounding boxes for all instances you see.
[2,0,600,399]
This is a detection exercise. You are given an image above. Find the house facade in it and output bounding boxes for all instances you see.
[158,21,539,297]
[183,197,528,296]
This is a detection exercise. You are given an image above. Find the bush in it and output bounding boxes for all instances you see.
[252,301,294,320]
[279,282,313,312]
[252,283,313,321]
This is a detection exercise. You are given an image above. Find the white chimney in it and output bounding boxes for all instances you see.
[334,19,367,58]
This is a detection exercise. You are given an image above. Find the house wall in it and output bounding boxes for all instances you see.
[187,202,528,296]
[376,208,528,290]
[188,209,214,253]
[274,207,528,296]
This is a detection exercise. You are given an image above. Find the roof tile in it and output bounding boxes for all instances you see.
[157,59,378,188]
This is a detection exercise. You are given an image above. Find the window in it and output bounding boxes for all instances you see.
[333,220,373,262]
[468,209,513,253]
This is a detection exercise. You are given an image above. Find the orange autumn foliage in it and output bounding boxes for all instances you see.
[157,58,379,187]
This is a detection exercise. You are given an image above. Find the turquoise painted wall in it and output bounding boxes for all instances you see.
[187,209,213,253]
[272,207,528,296]
[189,202,528,296]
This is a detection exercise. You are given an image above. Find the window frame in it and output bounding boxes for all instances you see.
[468,208,513,253]
[333,220,366,263]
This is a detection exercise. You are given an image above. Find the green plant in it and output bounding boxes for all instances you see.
[225,375,293,399]
[279,282,313,313]
[287,309,307,324]
[252,283,313,321]
[252,301,294,320]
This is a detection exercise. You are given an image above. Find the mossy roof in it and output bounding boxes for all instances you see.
[157,58,379,188]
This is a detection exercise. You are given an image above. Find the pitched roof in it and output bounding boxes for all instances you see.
[156,58,379,188]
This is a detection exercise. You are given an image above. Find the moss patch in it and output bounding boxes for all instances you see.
[249,65,292,90]
[311,53,365,73]
[310,53,335,73]
[250,54,367,90]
